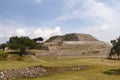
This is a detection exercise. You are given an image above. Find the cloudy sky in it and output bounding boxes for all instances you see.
[0,0,120,43]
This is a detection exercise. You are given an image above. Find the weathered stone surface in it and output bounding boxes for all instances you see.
[0,65,88,80]
[42,33,111,58]
[46,33,98,42]
[63,33,98,41]
[47,65,88,74]
[0,65,47,80]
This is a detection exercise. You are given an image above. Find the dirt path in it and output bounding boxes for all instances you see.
[30,55,46,63]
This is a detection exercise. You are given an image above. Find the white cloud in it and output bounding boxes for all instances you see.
[83,0,116,24]
[0,34,4,38]
[15,29,28,36]
[58,0,120,43]
[33,0,42,3]
[33,26,62,39]
[100,25,109,31]
[0,25,62,43]
[81,0,120,42]
[0,0,120,44]
[61,0,115,22]
[53,26,61,34]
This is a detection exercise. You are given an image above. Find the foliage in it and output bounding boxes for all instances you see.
[33,37,43,43]
[0,52,8,60]
[8,36,35,56]
[0,43,7,51]
[110,36,120,59]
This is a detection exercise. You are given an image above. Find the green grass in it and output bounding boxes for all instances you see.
[0,58,40,70]
[0,57,119,80]
[0,50,119,80]
[28,49,48,53]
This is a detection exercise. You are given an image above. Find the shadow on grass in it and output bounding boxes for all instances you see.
[107,58,120,60]
[103,69,120,75]
[7,51,33,57]
[7,51,25,57]
[8,51,20,54]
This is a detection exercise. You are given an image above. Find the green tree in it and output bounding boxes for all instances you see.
[110,36,120,59]
[8,36,35,56]
[0,43,7,51]
[33,37,43,43]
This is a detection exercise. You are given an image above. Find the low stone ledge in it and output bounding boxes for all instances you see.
[0,65,88,80]
[46,65,88,74]
[0,65,47,80]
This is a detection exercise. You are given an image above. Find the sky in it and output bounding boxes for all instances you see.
[0,0,120,43]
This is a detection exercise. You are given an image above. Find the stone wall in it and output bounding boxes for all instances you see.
[39,33,111,58]
[48,41,110,51]
[63,41,108,45]
[0,65,47,80]
[38,41,111,58]
[0,65,88,80]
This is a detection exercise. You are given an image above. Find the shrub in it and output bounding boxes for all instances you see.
[0,52,8,60]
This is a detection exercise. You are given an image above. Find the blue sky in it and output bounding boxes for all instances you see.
[0,0,120,43]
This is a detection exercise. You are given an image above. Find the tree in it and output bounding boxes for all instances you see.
[33,37,43,43]
[0,43,7,51]
[8,36,35,56]
[110,36,120,59]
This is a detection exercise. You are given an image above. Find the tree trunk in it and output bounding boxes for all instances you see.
[2,47,5,51]
[118,55,120,60]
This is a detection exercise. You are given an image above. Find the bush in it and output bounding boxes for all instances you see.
[8,36,35,56]
[0,52,8,60]
[5,54,23,61]
[0,52,22,61]
[110,36,120,59]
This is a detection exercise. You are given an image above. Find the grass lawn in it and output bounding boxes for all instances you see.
[0,57,119,80]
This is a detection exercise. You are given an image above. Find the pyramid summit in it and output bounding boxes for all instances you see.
[46,33,98,42]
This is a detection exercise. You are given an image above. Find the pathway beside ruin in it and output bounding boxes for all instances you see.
[30,55,46,63]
